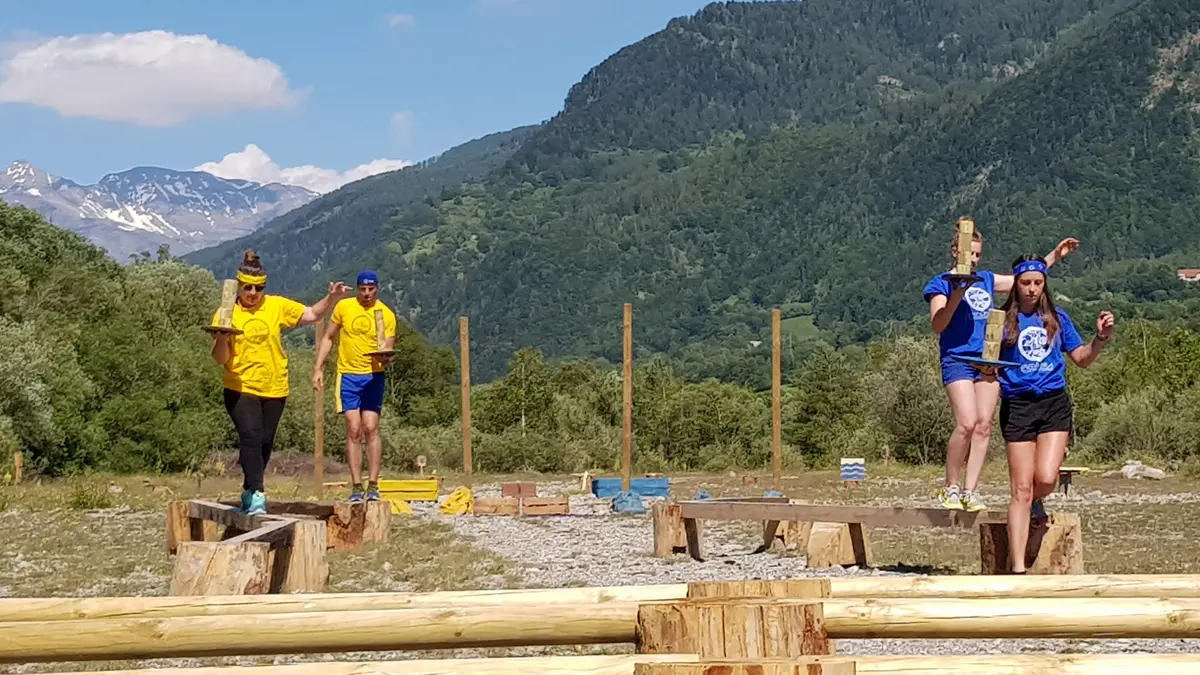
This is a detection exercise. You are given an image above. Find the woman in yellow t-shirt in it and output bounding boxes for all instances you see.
[209,250,348,514]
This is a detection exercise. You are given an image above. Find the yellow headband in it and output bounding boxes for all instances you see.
[237,272,266,285]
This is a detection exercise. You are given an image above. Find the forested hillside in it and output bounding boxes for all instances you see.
[514,0,1132,169]
[183,126,538,291]
[256,0,1198,381]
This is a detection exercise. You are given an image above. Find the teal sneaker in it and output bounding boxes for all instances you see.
[239,489,253,512]
[1031,497,1048,525]
[246,490,267,515]
[348,485,365,504]
[365,484,381,502]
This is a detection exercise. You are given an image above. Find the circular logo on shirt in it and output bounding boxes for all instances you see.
[1017,326,1050,362]
[351,315,373,336]
[964,287,992,312]
[242,318,270,346]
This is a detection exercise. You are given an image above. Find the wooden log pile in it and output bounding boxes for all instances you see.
[8,575,1200,672]
[165,498,391,596]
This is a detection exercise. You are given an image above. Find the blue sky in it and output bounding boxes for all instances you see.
[0,0,711,193]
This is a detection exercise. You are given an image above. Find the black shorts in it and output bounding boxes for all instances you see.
[999,389,1073,443]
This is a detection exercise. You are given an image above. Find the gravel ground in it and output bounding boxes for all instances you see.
[418,479,1200,658]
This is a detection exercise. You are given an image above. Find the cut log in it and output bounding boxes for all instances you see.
[683,517,704,560]
[652,502,687,557]
[685,579,830,600]
[635,661,855,675]
[8,575,1200,623]
[979,513,1083,575]
[10,596,1200,661]
[806,522,872,568]
[29,653,1200,675]
[167,542,272,596]
[166,500,192,554]
[270,519,329,594]
[0,603,637,662]
[327,501,391,550]
[636,599,832,658]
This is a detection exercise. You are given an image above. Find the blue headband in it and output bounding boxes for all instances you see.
[356,270,379,287]
[1013,260,1048,278]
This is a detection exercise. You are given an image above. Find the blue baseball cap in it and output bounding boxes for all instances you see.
[356,270,379,287]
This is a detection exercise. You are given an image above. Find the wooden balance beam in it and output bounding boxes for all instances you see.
[165,498,392,596]
[5,573,1200,623]
[655,500,1082,574]
[9,595,1200,662]
[31,654,1200,675]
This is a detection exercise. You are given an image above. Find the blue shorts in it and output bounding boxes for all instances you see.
[336,372,385,414]
[940,355,982,386]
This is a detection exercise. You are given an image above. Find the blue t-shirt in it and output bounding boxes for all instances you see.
[998,307,1085,398]
[922,270,996,359]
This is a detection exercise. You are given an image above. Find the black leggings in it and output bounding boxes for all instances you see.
[223,389,286,492]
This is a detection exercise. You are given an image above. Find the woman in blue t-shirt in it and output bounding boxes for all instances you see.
[995,254,1114,574]
[923,218,1077,512]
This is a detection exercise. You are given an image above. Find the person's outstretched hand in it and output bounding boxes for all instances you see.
[1096,310,1115,341]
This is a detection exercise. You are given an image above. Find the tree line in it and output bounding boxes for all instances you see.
[6,201,1200,479]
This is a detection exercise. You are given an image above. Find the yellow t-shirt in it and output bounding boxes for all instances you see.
[211,295,307,398]
[330,298,398,375]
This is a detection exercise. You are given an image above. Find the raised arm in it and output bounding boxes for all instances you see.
[995,238,1080,293]
[1067,310,1115,369]
[299,281,350,325]
[929,284,968,334]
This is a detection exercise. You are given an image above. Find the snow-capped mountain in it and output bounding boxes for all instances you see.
[0,161,318,261]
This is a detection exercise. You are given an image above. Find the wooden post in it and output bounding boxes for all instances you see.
[12,452,21,484]
[459,316,473,488]
[622,302,633,493]
[313,318,325,497]
[771,308,782,492]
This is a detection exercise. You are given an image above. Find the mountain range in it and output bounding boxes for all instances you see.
[0,161,319,261]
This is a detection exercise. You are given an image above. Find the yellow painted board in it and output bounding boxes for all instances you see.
[379,479,440,502]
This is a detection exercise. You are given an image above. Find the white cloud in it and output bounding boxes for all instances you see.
[194,144,413,195]
[390,110,415,146]
[385,13,416,28]
[0,30,304,126]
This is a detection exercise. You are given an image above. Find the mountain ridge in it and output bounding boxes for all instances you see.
[0,160,319,261]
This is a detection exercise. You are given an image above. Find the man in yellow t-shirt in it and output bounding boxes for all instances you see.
[313,270,397,503]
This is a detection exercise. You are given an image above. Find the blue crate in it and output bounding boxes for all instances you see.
[591,476,670,498]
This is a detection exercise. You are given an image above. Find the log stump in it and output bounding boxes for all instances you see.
[979,512,1084,574]
[328,501,392,551]
[169,541,272,595]
[634,660,856,675]
[636,599,833,658]
[653,502,688,557]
